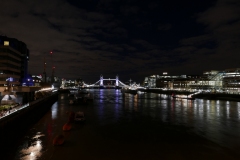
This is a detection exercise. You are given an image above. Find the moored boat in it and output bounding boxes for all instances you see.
[71,89,94,104]
[172,96,195,100]
[121,87,137,95]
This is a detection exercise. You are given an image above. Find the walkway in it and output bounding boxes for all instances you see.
[0,103,29,119]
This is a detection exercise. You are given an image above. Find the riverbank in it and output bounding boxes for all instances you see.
[140,88,240,102]
[192,93,240,102]
[1,93,58,158]
[139,88,194,95]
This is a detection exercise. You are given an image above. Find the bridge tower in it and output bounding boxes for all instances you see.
[116,75,119,86]
[100,74,103,86]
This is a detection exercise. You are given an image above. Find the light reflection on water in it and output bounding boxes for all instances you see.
[19,132,44,160]
[51,102,58,119]
[14,89,240,159]
[179,98,240,148]
[238,102,240,119]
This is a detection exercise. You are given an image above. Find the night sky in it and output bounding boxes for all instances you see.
[1,0,240,83]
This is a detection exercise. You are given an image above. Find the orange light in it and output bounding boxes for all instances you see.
[63,122,72,131]
[53,135,65,146]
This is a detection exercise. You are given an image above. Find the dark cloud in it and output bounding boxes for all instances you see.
[197,0,240,29]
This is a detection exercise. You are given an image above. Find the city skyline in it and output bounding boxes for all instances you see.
[1,0,240,82]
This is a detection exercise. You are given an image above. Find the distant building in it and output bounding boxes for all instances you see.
[144,75,160,88]
[156,74,200,89]
[222,68,240,93]
[188,70,222,90]
[144,73,200,89]
[144,69,240,93]
[27,75,42,87]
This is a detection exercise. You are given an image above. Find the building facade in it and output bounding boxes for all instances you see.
[0,36,29,84]
[0,35,29,94]
[148,69,240,93]
[156,74,200,90]
[222,68,240,93]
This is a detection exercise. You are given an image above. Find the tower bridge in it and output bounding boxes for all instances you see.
[83,75,128,88]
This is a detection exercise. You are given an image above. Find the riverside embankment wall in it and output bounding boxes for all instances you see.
[0,93,58,154]
[140,89,240,101]
[140,88,194,95]
[192,93,240,101]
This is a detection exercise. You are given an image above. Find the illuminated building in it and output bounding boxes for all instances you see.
[187,70,223,91]
[150,69,240,93]
[155,73,200,90]
[144,75,160,88]
[0,36,32,104]
[187,69,240,93]
[0,35,29,89]
[222,68,240,93]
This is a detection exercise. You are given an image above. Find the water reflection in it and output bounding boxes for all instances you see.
[13,90,240,159]
[238,102,240,119]
[134,94,138,111]
[170,97,240,148]
[19,132,44,160]
[51,102,58,119]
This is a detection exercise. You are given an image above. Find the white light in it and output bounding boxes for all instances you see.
[36,141,41,147]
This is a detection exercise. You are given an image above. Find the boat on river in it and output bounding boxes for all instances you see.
[172,95,195,100]
[121,87,137,94]
[69,89,93,104]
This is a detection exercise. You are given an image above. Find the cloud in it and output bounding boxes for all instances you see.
[1,0,240,83]
[167,0,240,75]
[179,35,213,46]
[197,0,240,29]
[0,0,133,80]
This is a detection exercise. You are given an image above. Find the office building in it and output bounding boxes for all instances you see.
[0,36,56,104]
[0,35,29,93]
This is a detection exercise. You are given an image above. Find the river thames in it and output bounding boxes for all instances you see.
[9,89,240,159]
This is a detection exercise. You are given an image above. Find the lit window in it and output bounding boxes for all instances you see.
[4,41,9,46]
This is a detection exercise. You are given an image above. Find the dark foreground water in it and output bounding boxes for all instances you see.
[8,89,240,159]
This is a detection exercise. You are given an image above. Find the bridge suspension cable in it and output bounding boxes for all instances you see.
[118,80,128,86]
